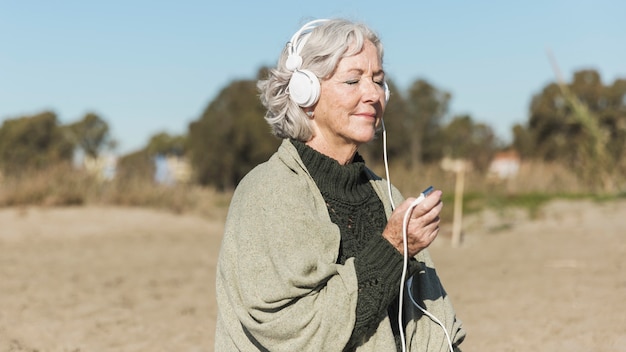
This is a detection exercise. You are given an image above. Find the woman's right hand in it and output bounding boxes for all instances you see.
[382,189,443,257]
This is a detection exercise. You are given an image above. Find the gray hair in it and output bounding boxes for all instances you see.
[258,18,384,141]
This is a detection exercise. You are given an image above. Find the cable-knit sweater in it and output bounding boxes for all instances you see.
[215,139,466,352]
[292,139,419,351]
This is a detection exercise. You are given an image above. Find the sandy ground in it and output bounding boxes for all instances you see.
[0,200,624,351]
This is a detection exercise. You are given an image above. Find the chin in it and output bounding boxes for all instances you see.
[348,126,378,145]
[354,134,377,145]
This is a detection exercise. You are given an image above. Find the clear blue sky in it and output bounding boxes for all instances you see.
[1,0,624,154]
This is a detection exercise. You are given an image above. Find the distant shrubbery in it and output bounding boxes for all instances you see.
[1,158,623,223]
[0,68,624,217]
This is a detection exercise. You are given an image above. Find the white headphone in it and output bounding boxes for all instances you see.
[285,19,390,107]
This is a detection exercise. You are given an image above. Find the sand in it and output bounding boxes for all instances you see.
[0,200,624,351]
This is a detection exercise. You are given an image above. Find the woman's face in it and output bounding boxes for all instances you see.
[308,40,386,162]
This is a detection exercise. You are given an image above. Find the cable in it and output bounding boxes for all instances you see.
[381,119,395,212]
[398,191,427,351]
[397,195,453,352]
[407,276,454,352]
[381,120,453,352]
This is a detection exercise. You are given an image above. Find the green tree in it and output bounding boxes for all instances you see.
[0,111,74,174]
[66,112,111,158]
[441,114,498,171]
[511,123,534,158]
[600,78,626,175]
[527,82,573,161]
[404,79,450,165]
[188,69,280,190]
[527,69,625,190]
[146,132,187,156]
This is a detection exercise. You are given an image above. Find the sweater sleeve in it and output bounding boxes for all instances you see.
[348,234,421,349]
[216,161,362,351]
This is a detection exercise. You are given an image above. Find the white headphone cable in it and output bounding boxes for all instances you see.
[398,195,453,352]
[381,120,452,352]
[381,119,395,212]
[407,275,454,352]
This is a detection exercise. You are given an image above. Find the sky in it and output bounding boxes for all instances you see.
[1,0,625,154]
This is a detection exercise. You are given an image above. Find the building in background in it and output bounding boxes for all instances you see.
[487,150,521,180]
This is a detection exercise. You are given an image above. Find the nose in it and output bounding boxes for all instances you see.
[362,79,384,104]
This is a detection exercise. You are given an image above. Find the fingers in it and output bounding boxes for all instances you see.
[383,189,444,256]
[415,189,442,213]
[405,190,442,222]
[403,190,443,254]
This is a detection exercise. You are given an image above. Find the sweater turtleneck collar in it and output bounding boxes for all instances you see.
[290,139,373,203]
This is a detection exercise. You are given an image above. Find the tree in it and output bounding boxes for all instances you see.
[404,79,450,165]
[66,112,111,158]
[527,68,625,190]
[146,132,187,156]
[527,82,567,160]
[441,114,498,171]
[600,78,626,175]
[0,111,74,174]
[188,69,280,190]
[511,123,534,158]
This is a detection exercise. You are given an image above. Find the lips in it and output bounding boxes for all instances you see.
[354,111,377,119]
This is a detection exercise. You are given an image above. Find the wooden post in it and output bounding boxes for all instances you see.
[451,161,465,248]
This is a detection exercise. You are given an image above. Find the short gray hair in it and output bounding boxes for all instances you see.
[258,18,384,141]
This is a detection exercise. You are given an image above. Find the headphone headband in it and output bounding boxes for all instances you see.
[285,19,330,72]
[285,18,390,107]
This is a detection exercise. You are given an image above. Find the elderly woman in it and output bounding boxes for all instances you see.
[215,18,465,351]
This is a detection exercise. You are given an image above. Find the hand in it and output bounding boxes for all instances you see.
[382,189,443,257]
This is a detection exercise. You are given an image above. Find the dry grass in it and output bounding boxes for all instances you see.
[0,166,231,221]
[0,161,623,222]
[380,160,590,196]
[371,160,625,222]
[0,164,93,207]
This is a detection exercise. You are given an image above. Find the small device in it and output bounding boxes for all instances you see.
[421,185,435,197]
[410,186,435,207]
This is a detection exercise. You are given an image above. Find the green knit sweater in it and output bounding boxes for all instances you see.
[292,140,420,351]
[215,139,466,352]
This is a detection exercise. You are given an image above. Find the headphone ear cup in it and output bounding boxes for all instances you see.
[288,69,320,107]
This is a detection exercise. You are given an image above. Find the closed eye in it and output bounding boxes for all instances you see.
[345,79,384,86]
